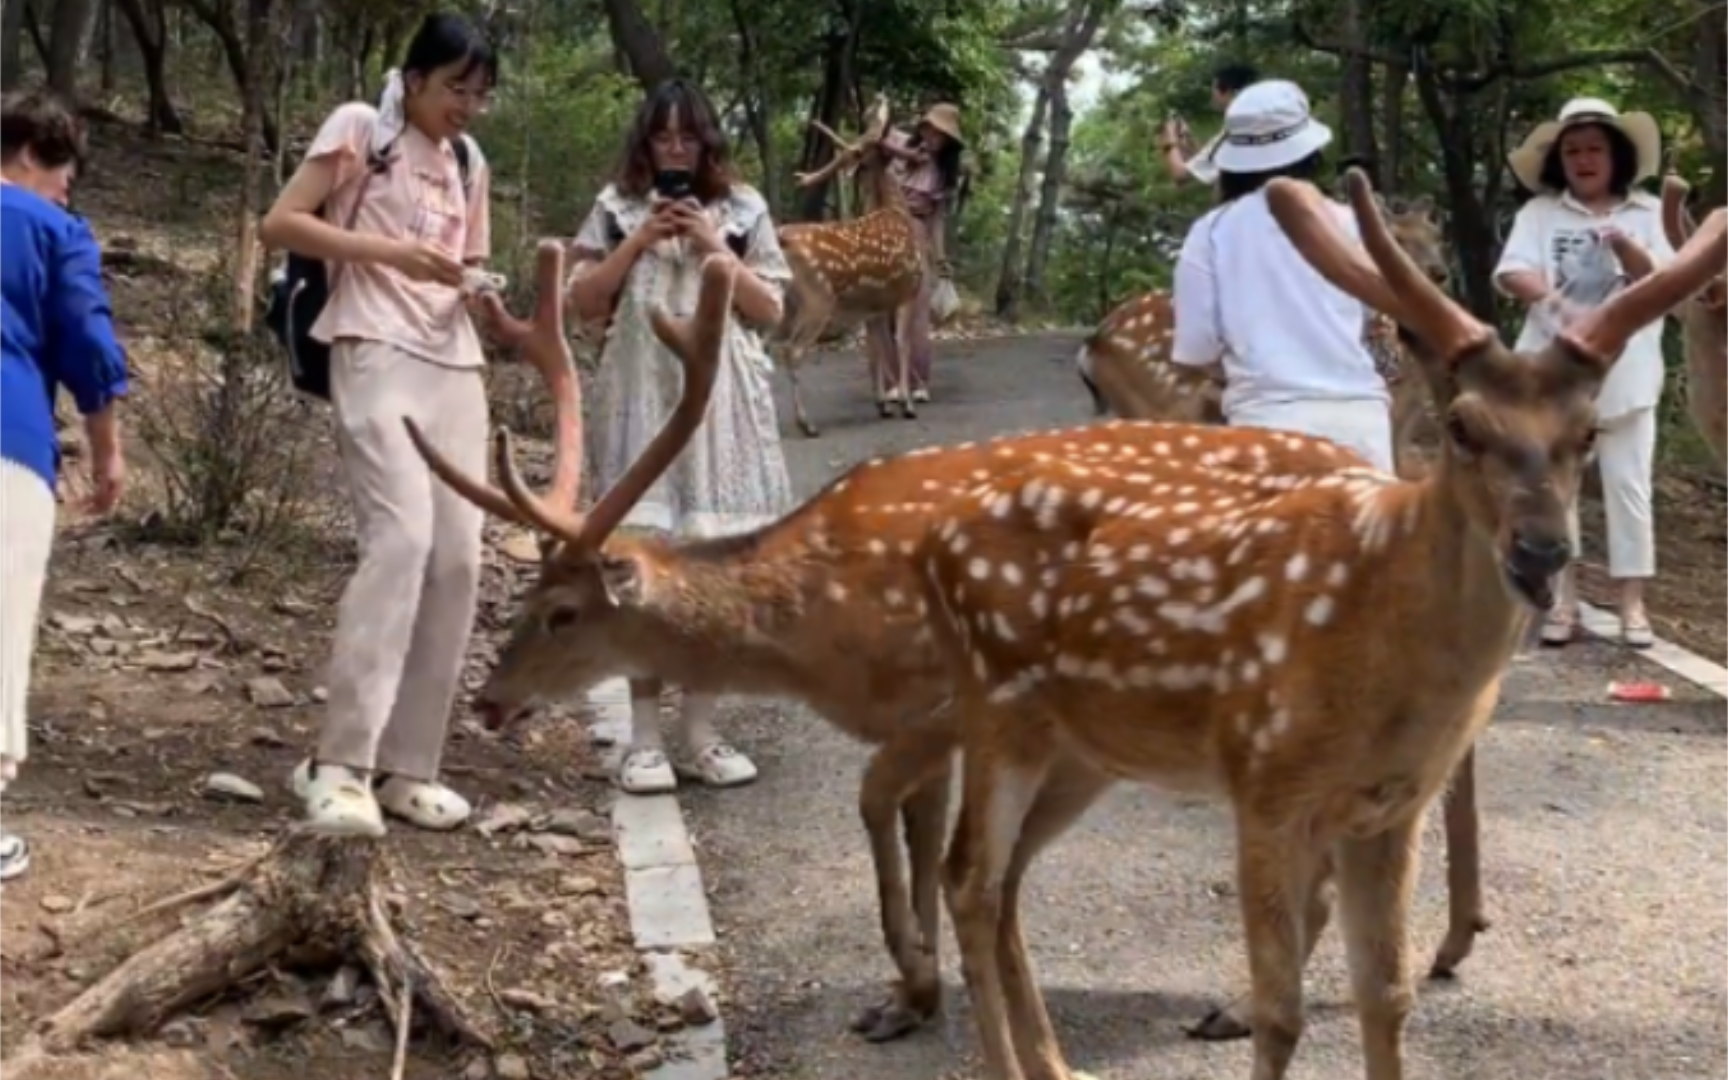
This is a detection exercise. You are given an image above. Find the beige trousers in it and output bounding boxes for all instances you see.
[0,459,56,777]
[319,341,488,780]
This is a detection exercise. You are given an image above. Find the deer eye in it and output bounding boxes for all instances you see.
[1579,427,1599,456]
[544,606,578,634]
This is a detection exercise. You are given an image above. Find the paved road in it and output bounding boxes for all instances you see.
[680,335,1728,1080]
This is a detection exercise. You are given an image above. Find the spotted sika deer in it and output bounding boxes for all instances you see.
[416,242,1285,1045]
[1661,175,1727,469]
[916,169,1726,1080]
[1076,197,1453,477]
[774,96,926,436]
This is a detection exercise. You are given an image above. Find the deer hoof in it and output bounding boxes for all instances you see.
[798,418,822,439]
[849,997,929,1043]
[900,401,917,420]
[1429,915,1490,979]
[1183,1002,1253,1042]
[877,401,894,418]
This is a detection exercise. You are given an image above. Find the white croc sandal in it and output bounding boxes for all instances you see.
[686,742,759,788]
[618,748,678,795]
[376,776,472,831]
[292,760,386,839]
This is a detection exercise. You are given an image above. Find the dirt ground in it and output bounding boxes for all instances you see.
[0,121,677,1080]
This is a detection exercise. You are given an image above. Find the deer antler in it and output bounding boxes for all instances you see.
[1566,206,1727,366]
[1662,174,1697,251]
[1266,171,1494,361]
[406,247,736,552]
[794,119,863,189]
[405,240,580,523]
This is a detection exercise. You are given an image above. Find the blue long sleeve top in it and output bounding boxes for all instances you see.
[2,183,131,489]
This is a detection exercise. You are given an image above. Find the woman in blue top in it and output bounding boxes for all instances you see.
[1,89,131,880]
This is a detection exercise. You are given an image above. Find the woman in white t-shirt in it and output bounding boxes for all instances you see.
[1170,79,1395,471]
[1494,98,1675,649]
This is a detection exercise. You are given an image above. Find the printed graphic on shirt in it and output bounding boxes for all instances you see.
[1549,228,1601,291]
[410,166,465,252]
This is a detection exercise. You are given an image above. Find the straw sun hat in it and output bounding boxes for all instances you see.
[1507,97,1661,194]
[917,103,964,146]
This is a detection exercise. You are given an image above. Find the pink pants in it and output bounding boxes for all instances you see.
[319,340,487,780]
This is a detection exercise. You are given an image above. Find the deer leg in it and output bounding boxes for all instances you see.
[1235,823,1329,1080]
[1334,815,1424,1080]
[944,745,1049,1080]
[996,754,1115,1080]
[864,317,896,418]
[786,346,821,439]
[1430,748,1488,978]
[849,740,953,1042]
[1188,848,1336,1041]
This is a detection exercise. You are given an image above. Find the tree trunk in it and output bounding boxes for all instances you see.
[1690,10,1727,206]
[2,0,25,89]
[600,0,677,91]
[1413,56,1497,322]
[113,0,183,133]
[795,0,862,222]
[1337,0,1377,180]
[1379,58,1409,191]
[729,0,779,212]
[46,0,98,95]
[994,82,1049,320]
[1024,77,1070,304]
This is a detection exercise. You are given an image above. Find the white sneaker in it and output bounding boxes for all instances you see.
[292,760,386,838]
[0,830,31,882]
[376,775,472,831]
[618,747,678,795]
[911,388,930,403]
[684,742,759,788]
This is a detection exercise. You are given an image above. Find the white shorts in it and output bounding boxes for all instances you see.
[1226,397,1395,473]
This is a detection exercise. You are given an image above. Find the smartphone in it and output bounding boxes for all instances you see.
[652,168,695,202]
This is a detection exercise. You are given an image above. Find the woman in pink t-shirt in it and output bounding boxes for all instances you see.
[259,13,574,837]
[879,104,964,403]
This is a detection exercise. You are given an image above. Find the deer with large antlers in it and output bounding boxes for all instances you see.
[1076,196,1453,478]
[1661,175,1727,470]
[773,96,926,436]
[916,169,1726,1080]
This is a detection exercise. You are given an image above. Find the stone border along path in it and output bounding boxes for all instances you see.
[585,678,729,1080]
[576,606,1722,1079]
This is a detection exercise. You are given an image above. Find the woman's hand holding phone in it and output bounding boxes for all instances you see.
[665,201,725,255]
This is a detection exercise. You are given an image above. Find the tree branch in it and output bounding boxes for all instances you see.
[1449,46,1694,95]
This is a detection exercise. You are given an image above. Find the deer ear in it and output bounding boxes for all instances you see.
[1407,194,1436,216]
[599,555,643,606]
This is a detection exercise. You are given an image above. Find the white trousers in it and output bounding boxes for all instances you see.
[1569,407,1656,579]
[1226,396,1396,473]
[0,459,57,775]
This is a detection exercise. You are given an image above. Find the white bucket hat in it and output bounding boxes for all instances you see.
[1507,97,1661,194]
[1211,80,1333,175]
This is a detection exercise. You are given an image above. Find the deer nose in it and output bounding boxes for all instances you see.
[1509,531,1571,579]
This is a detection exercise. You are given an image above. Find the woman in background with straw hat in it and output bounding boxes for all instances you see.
[880,103,965,404]
[1495,97,1674,649]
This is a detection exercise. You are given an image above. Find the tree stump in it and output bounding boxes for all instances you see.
[17,833,493,1060]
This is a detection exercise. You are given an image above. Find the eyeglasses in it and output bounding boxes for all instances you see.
[444,81,494,113]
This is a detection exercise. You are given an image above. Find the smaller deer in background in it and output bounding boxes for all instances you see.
[1076,197,1453,477]
[774,96,925,436]
[1661,174,1727,470]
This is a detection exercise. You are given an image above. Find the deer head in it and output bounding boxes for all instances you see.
[1662,174,1727,312]
[406,247,740,727]
[1380,194,1451,288]
[1268,168,1726,608]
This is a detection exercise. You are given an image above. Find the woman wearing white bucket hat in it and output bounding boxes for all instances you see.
[1495,97,1674,649]
[1169,79,1397,471]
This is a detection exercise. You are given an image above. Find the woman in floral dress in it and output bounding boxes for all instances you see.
[567,78,795,794]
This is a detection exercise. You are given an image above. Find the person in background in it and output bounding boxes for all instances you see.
[1169,79,1395,472]
[1159,61,1261,188]
[1495,97,1673,649]
[566,78,794,795]
[879,102,964,403]
[1,89,131,880]
[259,12,520,837]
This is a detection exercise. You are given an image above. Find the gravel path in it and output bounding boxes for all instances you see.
[678,334,1727,1080]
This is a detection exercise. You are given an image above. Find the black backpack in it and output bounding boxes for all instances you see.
[264,135,475,401]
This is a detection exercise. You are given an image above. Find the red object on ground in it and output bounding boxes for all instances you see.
[1607,680,1673,703]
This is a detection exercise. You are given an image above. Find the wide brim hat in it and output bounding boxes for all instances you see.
[918,103,964,146]
[1211,79,1334,174]
[1508,97,1661,193]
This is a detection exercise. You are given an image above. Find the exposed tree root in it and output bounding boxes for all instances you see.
[16,833,493,1060]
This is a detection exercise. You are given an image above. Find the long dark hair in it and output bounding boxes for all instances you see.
[615,79,736,204]
[1535,122,1640,198]
[1217,150,1325,203]
[400,12,498,89]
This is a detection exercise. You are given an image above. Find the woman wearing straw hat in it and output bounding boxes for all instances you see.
[1495,97,1675,649]
[1169,79,1397,471]
[880,102,964,403]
